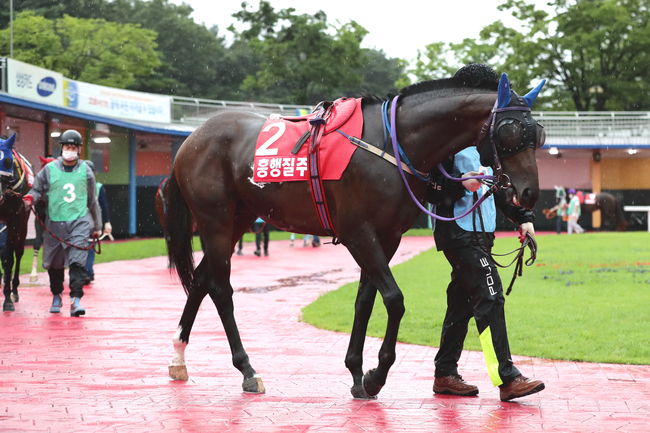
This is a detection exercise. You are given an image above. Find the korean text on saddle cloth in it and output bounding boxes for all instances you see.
[252,98,363,182]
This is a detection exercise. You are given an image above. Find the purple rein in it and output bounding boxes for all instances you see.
[388,95,497,222]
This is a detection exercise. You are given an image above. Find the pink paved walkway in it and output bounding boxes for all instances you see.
[1,236,648,433]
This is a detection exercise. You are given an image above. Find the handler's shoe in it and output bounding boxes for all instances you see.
[499,375,545,401]
[433,375,478,396]
[49,295,62,313]
[70,297,86,317]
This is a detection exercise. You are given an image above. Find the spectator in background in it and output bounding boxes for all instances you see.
[253,217,269,257]
[566,188,584,235]
[84,161,112,283]
[554,186,567,234]
[236,236,244,255]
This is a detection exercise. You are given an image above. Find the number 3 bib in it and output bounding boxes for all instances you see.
[48,162,88,222]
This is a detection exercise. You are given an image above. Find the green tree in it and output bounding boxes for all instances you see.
[102,0,233,97]
[232,1,403,104]
[0,11,160,88]
[409,0,650,111]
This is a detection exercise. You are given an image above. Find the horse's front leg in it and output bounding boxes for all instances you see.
[346,235,403,398]
[1,253,14,312]
[345,271,378,399]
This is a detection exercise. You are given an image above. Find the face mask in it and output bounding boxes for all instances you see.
[62,150,79,162]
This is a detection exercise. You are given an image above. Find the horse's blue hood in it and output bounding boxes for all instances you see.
[0,133,16,177]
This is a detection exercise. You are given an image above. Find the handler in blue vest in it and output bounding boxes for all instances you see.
[426,146,544,401]
[23,130,102,317]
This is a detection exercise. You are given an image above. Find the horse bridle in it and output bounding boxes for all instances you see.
[476,95,545,186]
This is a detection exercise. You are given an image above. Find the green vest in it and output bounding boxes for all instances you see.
[47,162,88,222]
[96,181,103,195]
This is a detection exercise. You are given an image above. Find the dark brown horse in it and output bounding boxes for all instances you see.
[0,134,33,311]
[582,192,628,231]
[163,64,546,398]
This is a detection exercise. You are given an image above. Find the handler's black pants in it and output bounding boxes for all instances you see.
[434,245,520,386]
[48,262,86,299]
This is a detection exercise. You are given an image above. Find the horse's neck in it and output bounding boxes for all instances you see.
[399,92,495,172]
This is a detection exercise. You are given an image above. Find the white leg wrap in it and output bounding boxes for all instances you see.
[169,326,187,367]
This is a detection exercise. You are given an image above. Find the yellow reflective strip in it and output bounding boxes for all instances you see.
[479,326,503,386]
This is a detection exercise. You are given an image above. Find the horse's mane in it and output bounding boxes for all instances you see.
[360,64,498,107]
[399,64,499,97]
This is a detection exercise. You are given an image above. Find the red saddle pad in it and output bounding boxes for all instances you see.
[253,98,362,182]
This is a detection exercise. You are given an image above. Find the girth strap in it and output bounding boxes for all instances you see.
[307,114,338,242]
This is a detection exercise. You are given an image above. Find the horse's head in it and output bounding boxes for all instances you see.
[0,134,17,197]
[477,74,546,209]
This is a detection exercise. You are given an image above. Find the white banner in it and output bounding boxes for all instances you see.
[64,79,171,123]
[6,58,65,106]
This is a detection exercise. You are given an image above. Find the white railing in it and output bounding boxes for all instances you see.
[534,111,650,146]
[171,96,311,125]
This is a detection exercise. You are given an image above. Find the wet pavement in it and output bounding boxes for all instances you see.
[1,236,648,432]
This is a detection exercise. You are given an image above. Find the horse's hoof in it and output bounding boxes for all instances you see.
[242,375,265,394]
[3,300,15,312]
[11,292,19,303]
[351,384,377,400]
[168,365,189,381]
[362,369,383,397]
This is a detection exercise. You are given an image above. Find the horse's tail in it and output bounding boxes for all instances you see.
[165,173,195,295]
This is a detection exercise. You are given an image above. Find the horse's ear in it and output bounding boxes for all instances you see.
[523,79,547,107]
[496,73,511,108]
[3,133,17,150]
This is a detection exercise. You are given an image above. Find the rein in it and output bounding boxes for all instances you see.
[471,191,537,295]
[387,95,505,221]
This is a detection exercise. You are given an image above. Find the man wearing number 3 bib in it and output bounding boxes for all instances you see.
[23,130,102,317]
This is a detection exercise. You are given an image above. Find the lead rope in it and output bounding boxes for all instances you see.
[471,191,536,295]
[29,204,101,254]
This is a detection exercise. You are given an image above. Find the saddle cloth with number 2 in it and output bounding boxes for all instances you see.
[252,98,362,182]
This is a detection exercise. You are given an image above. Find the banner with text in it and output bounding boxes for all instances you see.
[64,79,171,123]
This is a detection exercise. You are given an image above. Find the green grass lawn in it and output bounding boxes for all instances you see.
[302,232,650,365]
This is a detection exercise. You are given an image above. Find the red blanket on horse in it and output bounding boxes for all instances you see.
[252,98,362,182]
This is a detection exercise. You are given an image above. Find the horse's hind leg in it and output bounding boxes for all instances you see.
[169,258,210,381]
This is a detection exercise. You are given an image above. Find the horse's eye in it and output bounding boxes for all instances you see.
[2,159,12,170]
[536,123,546,148]
[496,119,523,149]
